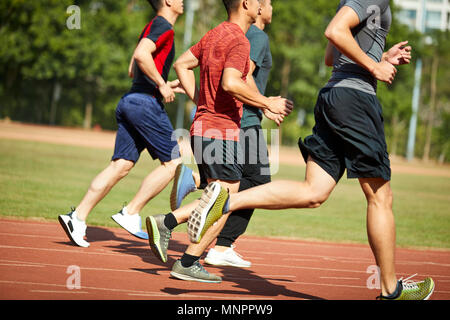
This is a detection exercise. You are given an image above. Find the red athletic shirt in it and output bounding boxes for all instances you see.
[189,22,250,141]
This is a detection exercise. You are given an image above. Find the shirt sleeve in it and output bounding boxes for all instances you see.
[146,17,171,43]
[344,0,390,23]
[224,39,251,74]
[247,31,268,68]
[189,38,203,60]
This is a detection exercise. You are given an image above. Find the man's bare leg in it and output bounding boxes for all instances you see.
[359,178,397,296]
[228,158,336,212]
[76,159,135,221]
[126,158,182,214]
[186,158,337,257]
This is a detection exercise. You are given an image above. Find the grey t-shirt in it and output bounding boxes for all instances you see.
[324,0,392,95]
[241,25,273,128]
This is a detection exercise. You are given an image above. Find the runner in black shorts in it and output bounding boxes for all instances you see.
[145,0,292,283]
[191,0,435,300]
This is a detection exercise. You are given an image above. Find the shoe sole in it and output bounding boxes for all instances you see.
[204,257,251,268]
[424,279,435,300]
[146,216,167,263]
[111,215,148,240]
[170,164,184,212]
[58,215,89,248]
[187,182,229,243]
[170,271,222,283]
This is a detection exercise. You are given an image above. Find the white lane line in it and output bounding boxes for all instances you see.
[0,259,167,275]
[320,277,360,280]
[0,244,121,257]
[0,232,65,240]
[0,280,272,300]
[1,243,449,281]
[30,290,89,294]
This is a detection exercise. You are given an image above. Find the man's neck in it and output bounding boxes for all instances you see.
[254,19,266,31]
[157,8,179,26]
[227,12,254,34]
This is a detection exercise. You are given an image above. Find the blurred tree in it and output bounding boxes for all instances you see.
[0,0,448,162]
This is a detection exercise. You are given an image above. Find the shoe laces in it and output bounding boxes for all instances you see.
[400,274,419,290]
[192,261,208,274]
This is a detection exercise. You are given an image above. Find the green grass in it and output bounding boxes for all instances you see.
[1,138,449,249]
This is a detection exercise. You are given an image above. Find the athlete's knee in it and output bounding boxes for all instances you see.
[162,157,182,175]
[110,159,134,178]
[302,181,332,208]
[362,179,393,210]
[307,192,330,208]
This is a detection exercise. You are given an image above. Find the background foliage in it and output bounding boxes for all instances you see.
[0,0,449,162]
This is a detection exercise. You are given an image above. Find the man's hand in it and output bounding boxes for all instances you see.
[371,60,397,84]
[267,96,294,116]
[384,41,412,66]
[158,83,175,103]
[168,79,186,95]
[263,108,285,126]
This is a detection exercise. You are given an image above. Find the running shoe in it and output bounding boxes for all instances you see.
[111,208,148,240]
[170,164,197,211]
[187,181,229,243]
[170,259,222,283]
[146,215,172,263]
[205,245,251,268]
[377,274,435,300]
[58,208,90,248]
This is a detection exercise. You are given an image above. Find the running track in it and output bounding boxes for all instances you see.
[0,218,449,300]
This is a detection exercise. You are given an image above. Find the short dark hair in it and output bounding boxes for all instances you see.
[222,0,241,13]
[147,0,163,12]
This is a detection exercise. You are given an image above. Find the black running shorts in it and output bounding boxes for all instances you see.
[191,135,244,183]
[298,87,391,182]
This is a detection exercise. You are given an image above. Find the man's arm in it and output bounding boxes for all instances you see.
[324,6,397,84]
[133,37,175,103]
[246,60,284,126]
[222,67,293,116]
[173,49,200,104]
[324,42,334,67]
[128,55,136,78]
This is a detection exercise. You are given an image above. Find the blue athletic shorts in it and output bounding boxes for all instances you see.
[112,93,180,163]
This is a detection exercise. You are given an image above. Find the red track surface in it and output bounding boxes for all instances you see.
[0,218,449,300]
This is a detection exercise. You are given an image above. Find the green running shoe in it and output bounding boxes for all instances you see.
[170,259,222,283]
[146,215,172,263]
[187,181,229,243]
[377,274,435,300]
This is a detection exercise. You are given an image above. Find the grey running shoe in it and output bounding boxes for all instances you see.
[146,215,172,263]
[170,259,222,283]
[187,181,229,243]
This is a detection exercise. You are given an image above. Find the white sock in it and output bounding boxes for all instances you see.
[123,206,139,217]
[73,210,86,224]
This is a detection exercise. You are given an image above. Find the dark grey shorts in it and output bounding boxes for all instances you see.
[191,135,244,183]
[298,87,391,182]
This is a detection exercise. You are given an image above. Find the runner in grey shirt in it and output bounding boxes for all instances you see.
[324,0,392,95]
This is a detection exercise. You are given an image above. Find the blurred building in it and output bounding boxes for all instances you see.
[394,0,450,31]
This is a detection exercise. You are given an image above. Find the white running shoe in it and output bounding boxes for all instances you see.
[111,208,148,240]
[204,245,251,268]
[58,209,90,248]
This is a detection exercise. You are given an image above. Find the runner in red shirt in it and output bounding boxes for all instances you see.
[145,0,293,282]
